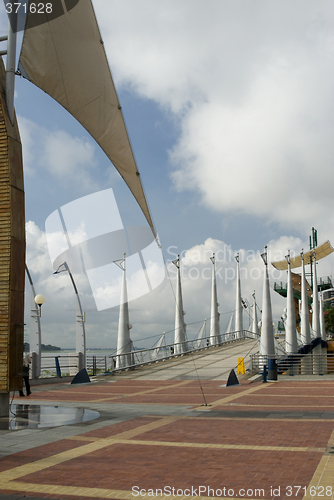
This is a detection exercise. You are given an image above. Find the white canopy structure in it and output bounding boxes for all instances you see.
[272,241,333,270]
[18,0,156,238]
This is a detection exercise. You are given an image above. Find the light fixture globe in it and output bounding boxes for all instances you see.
[34,294,45,306]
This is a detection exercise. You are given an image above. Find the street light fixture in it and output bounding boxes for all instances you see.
[34,294,45,317]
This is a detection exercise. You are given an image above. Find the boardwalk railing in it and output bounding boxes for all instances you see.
[40,353,80,378]
[251,352,334,376]
[36,331,259,378]
[104,330,259,374]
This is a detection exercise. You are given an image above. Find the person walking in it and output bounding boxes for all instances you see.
[19,352,32,397]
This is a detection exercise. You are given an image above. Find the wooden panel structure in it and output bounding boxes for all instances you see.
[0,58,25,393]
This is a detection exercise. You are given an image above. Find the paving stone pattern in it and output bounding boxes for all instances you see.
[0,344,333,500]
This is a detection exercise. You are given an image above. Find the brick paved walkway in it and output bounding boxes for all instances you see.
[0,363,333,500]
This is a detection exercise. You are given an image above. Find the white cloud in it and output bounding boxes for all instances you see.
[26,219,333,349]
[93,0,334,235]
[18,116,99,191]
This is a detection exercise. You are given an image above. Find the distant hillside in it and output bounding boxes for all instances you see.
[24,342,61,352]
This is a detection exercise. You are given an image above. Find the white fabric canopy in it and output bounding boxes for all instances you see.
[19,0,156,237]
[272,241,333,270]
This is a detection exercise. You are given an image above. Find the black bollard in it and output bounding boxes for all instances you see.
[262,364,267,383]
[268,358,277,381]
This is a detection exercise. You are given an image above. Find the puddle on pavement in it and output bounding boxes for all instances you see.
[0,404,100,430]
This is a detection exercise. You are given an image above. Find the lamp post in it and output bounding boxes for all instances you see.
[26,265,42,379]
[54,262,86,370]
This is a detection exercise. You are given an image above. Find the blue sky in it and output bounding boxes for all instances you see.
[2,0,334,349]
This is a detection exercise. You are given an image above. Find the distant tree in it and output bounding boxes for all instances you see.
[324,305,334,334]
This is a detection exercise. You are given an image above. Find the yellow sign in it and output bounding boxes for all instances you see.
[237,357,245,375]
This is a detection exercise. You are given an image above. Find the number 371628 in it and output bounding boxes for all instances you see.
[5,2,53,14]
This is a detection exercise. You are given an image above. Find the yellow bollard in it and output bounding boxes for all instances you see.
[237,357,245,375]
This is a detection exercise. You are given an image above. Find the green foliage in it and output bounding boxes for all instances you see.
[24,342,61,352]
[324,306,334,333]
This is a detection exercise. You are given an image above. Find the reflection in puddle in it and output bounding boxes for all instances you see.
[0,404,100,430]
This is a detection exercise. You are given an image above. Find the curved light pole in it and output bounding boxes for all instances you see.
[25,265,42,379]
[54,262,86,370]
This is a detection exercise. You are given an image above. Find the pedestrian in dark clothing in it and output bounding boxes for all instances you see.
[19,353,32,397]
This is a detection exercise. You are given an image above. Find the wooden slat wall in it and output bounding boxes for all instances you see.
[0,58,25,393]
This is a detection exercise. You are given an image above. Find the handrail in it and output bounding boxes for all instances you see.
[106,330,259,373]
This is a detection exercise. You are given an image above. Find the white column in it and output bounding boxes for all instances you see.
[196,320,206,349]
[225,311,234,342]
[300,252,311,374]
[235,253,243,339]
[153,333,165,359]
[312,253,320,339]
[300,252,311,346]
[312,252,322,374]
[209,253,220,346]
[115,256,132,368]
[251,291,259,337]
[173,256,187,354]
[259,246,275,359]
[320,293,327,374]
[285,253,298,354]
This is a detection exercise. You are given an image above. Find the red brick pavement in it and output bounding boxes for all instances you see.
[129,418,333,448]
[2,379,334,500]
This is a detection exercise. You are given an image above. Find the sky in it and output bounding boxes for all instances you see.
[1,0,334,349]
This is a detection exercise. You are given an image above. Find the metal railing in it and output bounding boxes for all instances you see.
[39,354,80,378]
[86,355,108,376]
[251,352,334,376]
[34,331,259,378]
[107,330,259,373]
